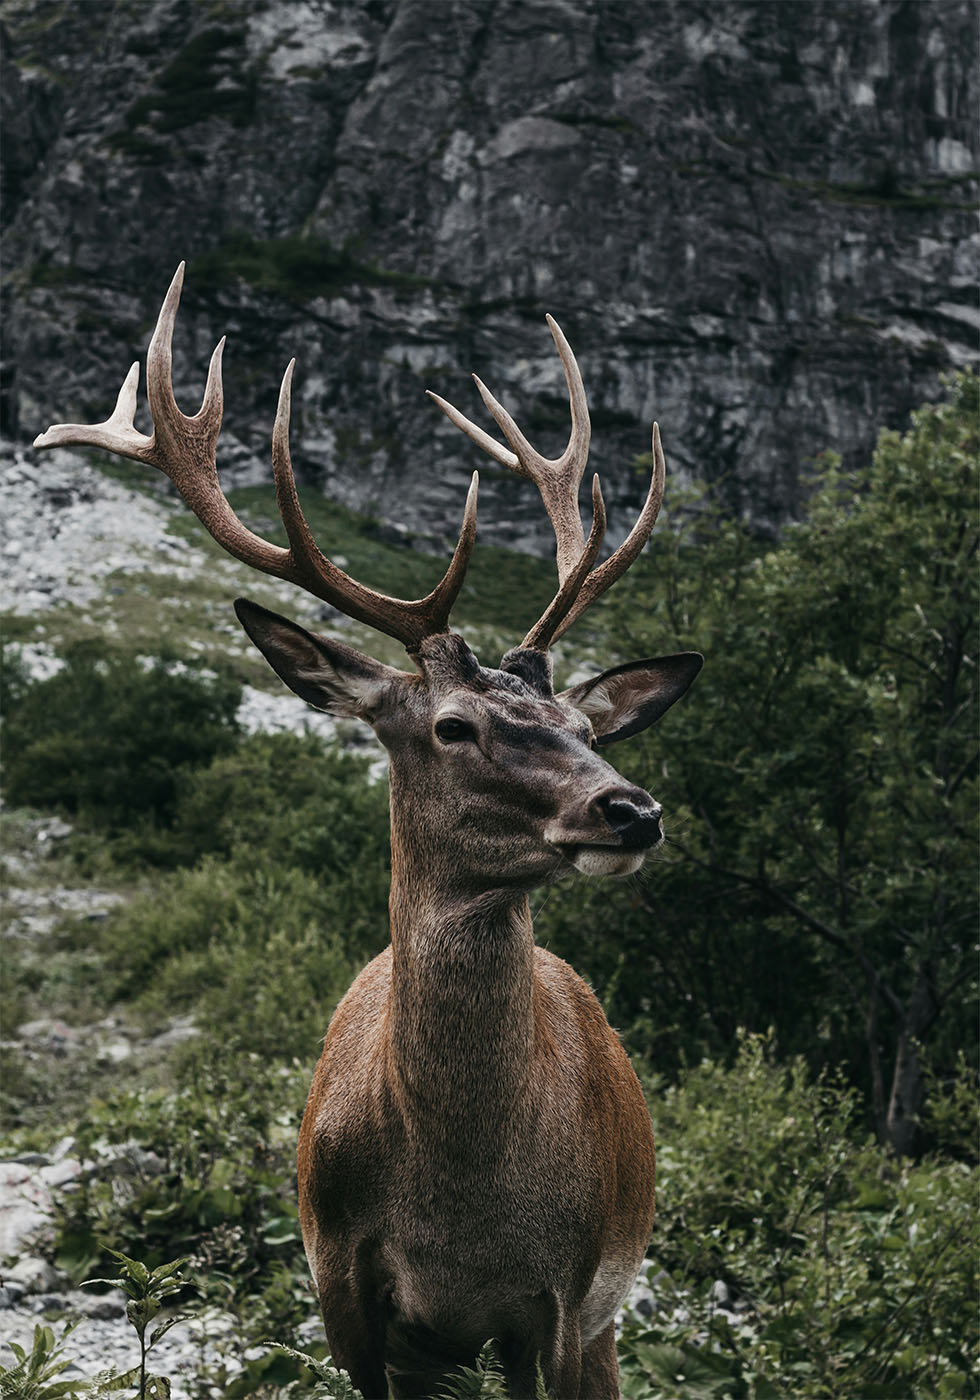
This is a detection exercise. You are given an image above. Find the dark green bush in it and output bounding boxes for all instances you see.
[169,731,390,887]
[90,732,391,1056]
[97,856,377,1060]
[1,642,241,830]
[547,371,979,1155]
[619,1034,980,1399]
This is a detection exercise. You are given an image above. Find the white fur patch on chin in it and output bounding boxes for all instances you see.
[572,847,646,877]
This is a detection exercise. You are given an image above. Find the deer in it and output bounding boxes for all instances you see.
[35,265,702,1399]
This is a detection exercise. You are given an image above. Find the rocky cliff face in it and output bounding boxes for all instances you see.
[3,0,977,552]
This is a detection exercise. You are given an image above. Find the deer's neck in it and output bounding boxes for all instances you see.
[386,834,536,1140]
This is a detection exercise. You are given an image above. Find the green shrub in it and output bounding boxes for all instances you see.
[1,643,241,831]
[92,733,392,1057]
[169,731,390,886]
[621,1033,980,1398]
[97,855,374,1060]
[54,1040,310,1315]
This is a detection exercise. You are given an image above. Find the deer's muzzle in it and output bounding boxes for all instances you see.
[544,781,663,876]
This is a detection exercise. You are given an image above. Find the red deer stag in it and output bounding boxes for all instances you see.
[35,265,702,1399]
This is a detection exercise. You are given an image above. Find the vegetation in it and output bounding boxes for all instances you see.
[540,370,979,1157]
[188,233,438,302]
[1,374,977,1395]
[1,645,240,833]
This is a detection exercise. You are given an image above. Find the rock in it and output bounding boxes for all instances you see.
[15,1018,82,1053]
[4,1255,65,1295]
[627,1280,656,1319]
[148,1017,201,1051]
[711,1278,731,1307]
[36,817,73,843]
[69,1288,126,1321]
[0,1161,55,1259]
[39,1157,85,1190]
[29,1292,69,1315]
[0,449,209,618]
[86,1142,166,1181]
[236,683,341,741]
[3,2,976,548]
[619,1256,660,1326]
[4,1151,50,1167]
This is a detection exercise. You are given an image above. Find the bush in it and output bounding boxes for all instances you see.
[1,642,241,830]
[169,731,390,885]
[97,856,374,1061]
[53,1038,311,1332]
[89,732,392,1057]
[619,1034,980,1398]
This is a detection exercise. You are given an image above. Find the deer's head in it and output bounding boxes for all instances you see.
[234,605,699,894]
[35,266,701,893]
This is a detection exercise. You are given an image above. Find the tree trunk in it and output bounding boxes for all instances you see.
[885,967,936,1156]
[865,974,888,1146]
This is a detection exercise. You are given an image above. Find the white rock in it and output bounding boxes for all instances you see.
[0,1163,54,1259]
[4,1254,64,1294]
[39,1158,85,1189]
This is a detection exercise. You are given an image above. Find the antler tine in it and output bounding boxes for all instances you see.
[34,359,146,459]
[550,421,666,645]
[427,313,591,585]
[271,362,479,649]
[427,320,668,652]
[523,475,606,651]
[34,265,479,656]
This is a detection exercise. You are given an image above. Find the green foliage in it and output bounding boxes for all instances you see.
[1,643,241,833]
[0,1323,85,1399]
[545,371,979,1151]
[88,732,390,1055]
[83,1251,191,1400]
[169,731,389,880]
[263,1346,365,1400]
[96,857,367,1058]
[52,1042,308,1296]
[618,1033,980,1398]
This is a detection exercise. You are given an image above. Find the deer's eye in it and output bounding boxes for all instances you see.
[435,717,476,744]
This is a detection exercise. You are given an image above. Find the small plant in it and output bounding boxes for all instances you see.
[83,1250,191,1399]
[266,1344,365,1399]
[262,1340,544,1400]
[0,1322,86,1399]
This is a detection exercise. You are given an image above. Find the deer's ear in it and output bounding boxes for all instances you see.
[234,599,409,720]
[560,653,703,745]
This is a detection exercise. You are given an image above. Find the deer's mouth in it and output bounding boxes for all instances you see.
[551,842,649,877]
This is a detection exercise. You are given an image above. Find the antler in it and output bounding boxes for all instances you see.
[34,264,478,655]
[427,316,665,648]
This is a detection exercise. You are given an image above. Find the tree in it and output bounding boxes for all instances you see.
[545,372,978,1154]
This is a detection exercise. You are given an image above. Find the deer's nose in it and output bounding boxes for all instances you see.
[595,789,664,850]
